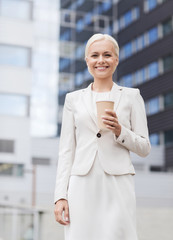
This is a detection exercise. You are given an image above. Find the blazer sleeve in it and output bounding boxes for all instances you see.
[114,89,151,157]
[54,93,76,203]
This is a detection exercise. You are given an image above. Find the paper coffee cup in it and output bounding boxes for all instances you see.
[96,101,114,130]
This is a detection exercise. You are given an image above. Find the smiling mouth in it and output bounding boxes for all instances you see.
[95,66,109,70]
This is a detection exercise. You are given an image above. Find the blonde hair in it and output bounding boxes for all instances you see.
[85,33,119,59]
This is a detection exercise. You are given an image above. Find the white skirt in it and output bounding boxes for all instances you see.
[65,154,138,240]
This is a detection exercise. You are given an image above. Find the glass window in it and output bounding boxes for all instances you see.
[150,133,160,145]
[102,2,111,12]
[165,129,173,146]
[148,62,158,79]
[0,0,32,20]
[123,74,133,87]
[124,42,132,58]
[75,72,84,86]
[0,139,14,153]
[135,35,145,51]
[124,10,132,27]
[135,68,146,85]
[0,94,28,117]
[133,6,140,20]
[148,27,158,44]
[0,44,30,67]
[0,163,24,177]
[147,97,160,115]
[162,18,173,36]
[147,0,157,11]
[163,55,173,72]
[164,92,173,109]
[84,12,92,25]
[59,58,70,71]
[76,18,84,32]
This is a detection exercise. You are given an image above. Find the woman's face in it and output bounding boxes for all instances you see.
[86,39,119,79]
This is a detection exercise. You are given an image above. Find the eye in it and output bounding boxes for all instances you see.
[91,54,98,57]
[105,54,111,57]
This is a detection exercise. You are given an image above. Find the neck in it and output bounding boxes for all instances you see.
[92,78,113,92]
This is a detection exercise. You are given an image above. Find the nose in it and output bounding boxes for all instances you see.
[98,55,105,63]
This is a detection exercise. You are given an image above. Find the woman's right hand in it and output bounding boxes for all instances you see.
[54,199,70,225]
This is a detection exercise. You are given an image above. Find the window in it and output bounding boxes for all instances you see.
[60,30,70,41]
[0,139,14,153]
[123,74,133,87]
[134,68,146,85]
[0,44,31,67]
[0,0,32,20]
[118,6,140,31]
[165,130,173,146]
[76,18,84,32]
[124,42,132,58]
[148,62,159,80]
[148,27,158,44]
[59,58,71,71]
[0,94,29,117]
[75,72,84,86]
[163,55,173,72]
[145,0,157,12]
[146,97,160,115]
[164,92,173,109]
[32,157,50,165]
[135,35,145,51]
[124,10,132,27]
[150,133,160,145]
[162,18,173,36]
[0,163,24,177]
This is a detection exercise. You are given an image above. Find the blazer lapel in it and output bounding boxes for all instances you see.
[110,82,123,111]
[82,83,98,128]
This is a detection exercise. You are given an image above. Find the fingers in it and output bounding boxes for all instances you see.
[105,109,117,117]
[54,199,70,225]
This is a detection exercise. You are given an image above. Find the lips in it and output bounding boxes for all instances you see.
[95,66,109,70]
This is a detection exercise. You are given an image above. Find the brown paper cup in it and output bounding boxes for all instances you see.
[96,101,114,130]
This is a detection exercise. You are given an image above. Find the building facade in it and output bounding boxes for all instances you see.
[59,0,173,171]
[0,0,59,206]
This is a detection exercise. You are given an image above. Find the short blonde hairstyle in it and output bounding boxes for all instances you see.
[85,33,119,59]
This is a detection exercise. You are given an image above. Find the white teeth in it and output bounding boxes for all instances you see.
[97,67,106,69]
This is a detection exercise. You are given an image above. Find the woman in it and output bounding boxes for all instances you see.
[54,33,151,240]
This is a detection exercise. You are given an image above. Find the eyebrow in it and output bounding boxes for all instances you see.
[90,51,112,54]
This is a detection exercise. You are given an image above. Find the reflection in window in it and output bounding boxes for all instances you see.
[162,18,172,36]
[148,27,158,44]
[124,10,132,27]
[146,97,160,115]
[123,74,133,87]
[0,44,30,67]
[134,68,146,85]
[0,94,29,117]
[165,129,173,146]
[0,163,24,177]
[163,55,173,72]
[148,62,158,80]
[135,35,145,51]
[145,0,157,12]
[150,133,160,145]
[124,42,132,58]
[164,92,173,109]
[0,0,32,20]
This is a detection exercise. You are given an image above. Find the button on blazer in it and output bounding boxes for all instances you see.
[54,83,151,202]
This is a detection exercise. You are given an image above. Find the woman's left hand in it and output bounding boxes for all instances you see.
[102,109,121,138]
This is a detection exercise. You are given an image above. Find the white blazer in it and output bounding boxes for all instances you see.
[54,82,151,202]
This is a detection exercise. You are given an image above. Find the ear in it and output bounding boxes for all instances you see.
[115,56,119,66]
[85,56,89,66]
